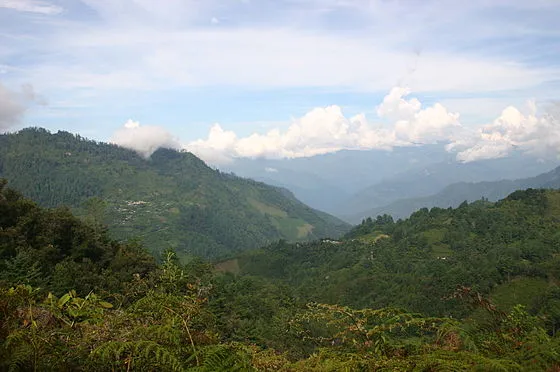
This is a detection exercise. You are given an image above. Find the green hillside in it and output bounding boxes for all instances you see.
[225,189,560,320]
[3,182,560,370]
[0,128,349,258]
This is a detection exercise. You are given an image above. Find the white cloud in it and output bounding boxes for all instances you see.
[110,119,181,157]
[0,0,62,15]
[3,0,557,156]
[453,103,560,162]
[378,87,460,143]
[0,83,24,132]
[187,87,462,164]
[0,82,44,132]
[453,141,513,162]
[107,87,557,165]
[60,29,556,92]
[438,97,527,125]
[187,87,558,165]
[0,0,556,137]
[264,167,278,173]
[377,87,422,121]
[10,17,557,95]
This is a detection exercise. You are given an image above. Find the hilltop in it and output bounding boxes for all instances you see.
[0,128,349,258]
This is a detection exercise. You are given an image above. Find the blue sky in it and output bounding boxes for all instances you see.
[1,0,559,163]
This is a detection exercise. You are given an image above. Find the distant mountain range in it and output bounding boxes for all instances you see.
[221,145,456,214]
[221,146,558,219]
[346,165,560,223]
[0,128,349,258]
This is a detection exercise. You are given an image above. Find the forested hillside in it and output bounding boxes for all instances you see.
[2,184,560,370]
[227,189,560,318]
[0,128,349,257]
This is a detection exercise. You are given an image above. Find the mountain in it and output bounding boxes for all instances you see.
[0,128,349,257]
[347,165,560,222]
[220,159,350,215]
[220,144,453,214]
[338,154,559,220]
[221,146,558,217]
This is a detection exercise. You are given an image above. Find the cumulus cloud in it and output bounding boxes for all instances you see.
[0,82,44,132]
[109,88,557,165]
[378,87,461,143]
[110,119,181,158]
[187,87,462,164]
[376,87,422,121]
[452,103,560,162]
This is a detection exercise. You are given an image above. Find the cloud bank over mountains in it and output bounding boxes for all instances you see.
[186,87,461,163]
[1,0,559,147]
[110,119,180,158]
[109,87,560,163]
[450,103,560,162]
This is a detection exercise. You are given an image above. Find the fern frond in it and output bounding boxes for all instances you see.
[411,349,522,372]
[131,324,183,346]
[91,340,184,371]
[6,345,33,372]
[189,344,253,372]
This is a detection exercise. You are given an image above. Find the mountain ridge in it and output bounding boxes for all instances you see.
[347,165,560,222]
[0,127,350,257]
[221,147,558,217]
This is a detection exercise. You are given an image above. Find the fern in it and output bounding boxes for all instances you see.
[512,332,560,370]
[189,344,253,372]
[410,349,522,372]
[91,340,184,371]
[3,329,35,372]
[436,320,479,353]
[131,324,183,346]
[5,343,33,372]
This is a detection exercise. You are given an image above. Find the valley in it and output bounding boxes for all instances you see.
[2,1,559,369]
[2,175,560,370]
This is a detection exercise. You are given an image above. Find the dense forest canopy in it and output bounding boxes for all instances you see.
[2,180,560,370]
[0,128,349,258]
[228,189,560,320]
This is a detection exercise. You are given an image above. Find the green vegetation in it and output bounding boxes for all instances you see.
[2,180,560,370]
[0,128,349,258]
[230,190,560,319]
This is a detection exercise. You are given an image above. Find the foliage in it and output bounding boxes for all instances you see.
[0,179,157,297]
[229,189,560,321]
[0,128,349,258]
[2,181,560,370]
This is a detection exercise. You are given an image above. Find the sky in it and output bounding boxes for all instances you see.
[0,0,559,164]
